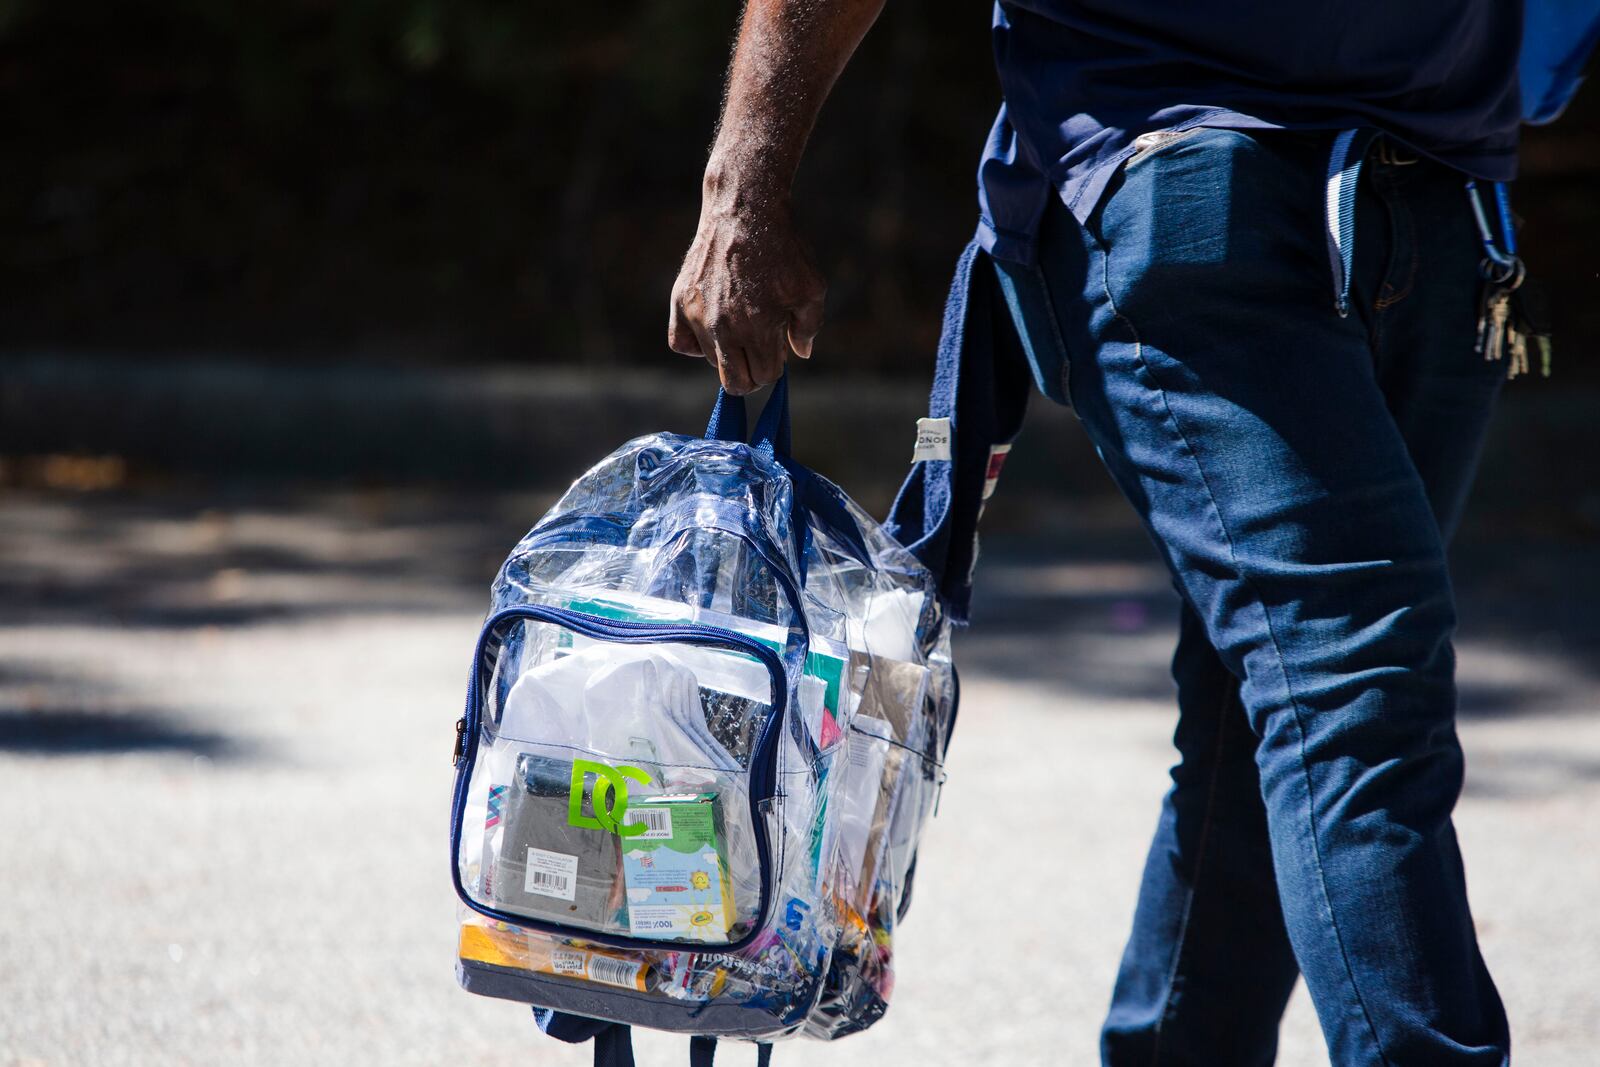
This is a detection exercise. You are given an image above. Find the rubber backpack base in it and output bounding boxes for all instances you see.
[459,960,781,1038]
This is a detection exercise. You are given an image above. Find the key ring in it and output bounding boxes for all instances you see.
[1479,256,1525,290]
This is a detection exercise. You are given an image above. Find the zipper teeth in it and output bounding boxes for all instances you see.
[449,602,791,955]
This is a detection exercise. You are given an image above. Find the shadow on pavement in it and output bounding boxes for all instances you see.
[0,662,261,760]
[0,708,249,759]
[3,485,1595,722]
[959,521,1600,720]
[0,487,544,629]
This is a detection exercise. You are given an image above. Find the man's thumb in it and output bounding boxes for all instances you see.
[788,299,824,359]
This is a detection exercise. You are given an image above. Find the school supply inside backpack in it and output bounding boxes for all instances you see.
[449,375,995,1064]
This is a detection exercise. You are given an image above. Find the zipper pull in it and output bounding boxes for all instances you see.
[453,717,468,766]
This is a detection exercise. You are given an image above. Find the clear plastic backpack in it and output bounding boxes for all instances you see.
[450,379,958,1063]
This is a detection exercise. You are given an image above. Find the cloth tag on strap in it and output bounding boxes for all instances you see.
[982,443,1011,502]
[912,417,952,462]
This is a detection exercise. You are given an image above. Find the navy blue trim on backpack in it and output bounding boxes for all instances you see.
[448,605,791,955]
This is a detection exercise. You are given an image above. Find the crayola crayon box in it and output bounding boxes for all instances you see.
[621,792,734,942]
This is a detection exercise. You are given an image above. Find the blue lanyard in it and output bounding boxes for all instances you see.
[1466,180,1519,272]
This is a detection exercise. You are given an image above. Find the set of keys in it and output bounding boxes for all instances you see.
[1472,262,1548,379]
[1467,180,1551,380]
[1475,257,1553,379]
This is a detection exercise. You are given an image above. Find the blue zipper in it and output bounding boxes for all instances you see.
[517,513,812,674]
[449,602,791,955]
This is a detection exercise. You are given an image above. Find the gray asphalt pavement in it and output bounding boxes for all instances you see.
[1,487,1596,1066]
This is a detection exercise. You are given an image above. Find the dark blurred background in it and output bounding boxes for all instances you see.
[0,0,994,368]
[0,0,1595,513]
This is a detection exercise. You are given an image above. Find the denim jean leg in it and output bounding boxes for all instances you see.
[1100,601,1300,1067]
[1358,158,1509,546]
[1052,128,1507,1065]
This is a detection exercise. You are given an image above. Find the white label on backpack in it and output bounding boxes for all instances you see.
[524,847,578,901]
[912,417,952,462]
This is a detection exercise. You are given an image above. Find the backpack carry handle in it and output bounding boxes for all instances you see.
[705,372,793,458]
[703,371,885,574]
[703,371,812,583]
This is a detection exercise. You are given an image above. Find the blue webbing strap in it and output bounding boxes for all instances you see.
[705,386,749,443]
[702,371,811,582]
[708,373,874,569]
[884,236,1032,622]
[705,374,792,458]
[534,1010,635,1067]
[688,1037,774,1066]
[534,1015,771,1066]
[752,376,792,458]
[593,1024,636,1067]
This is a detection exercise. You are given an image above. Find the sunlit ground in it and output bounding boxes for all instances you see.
[1,486,1595,1066]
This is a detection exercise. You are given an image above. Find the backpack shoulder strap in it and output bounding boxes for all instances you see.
[535,1010,772,1067]
[593,1024,636,1067]
[689,1036,774,1066]
[885,236,1032,622]
[533,1010,634,1067]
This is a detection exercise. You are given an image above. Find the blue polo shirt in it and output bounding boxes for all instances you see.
[980,0,1524,263]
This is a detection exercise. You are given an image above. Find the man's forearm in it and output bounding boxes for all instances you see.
[704,0,887,208]
[668,0,884,392]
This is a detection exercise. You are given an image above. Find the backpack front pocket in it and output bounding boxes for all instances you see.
[452,606,791,952]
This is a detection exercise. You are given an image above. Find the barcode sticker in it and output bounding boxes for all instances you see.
[524,847,578,901]
[550,948,586,976]
[586,954,644,990]
[626,806,673,840]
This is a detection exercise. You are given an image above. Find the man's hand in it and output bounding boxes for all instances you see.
[667,0,885,396]
[668,184,825,396]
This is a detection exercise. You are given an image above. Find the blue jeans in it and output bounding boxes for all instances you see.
[995,128,1510,1065]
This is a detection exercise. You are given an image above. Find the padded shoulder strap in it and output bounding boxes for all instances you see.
[885,236,1031,621]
